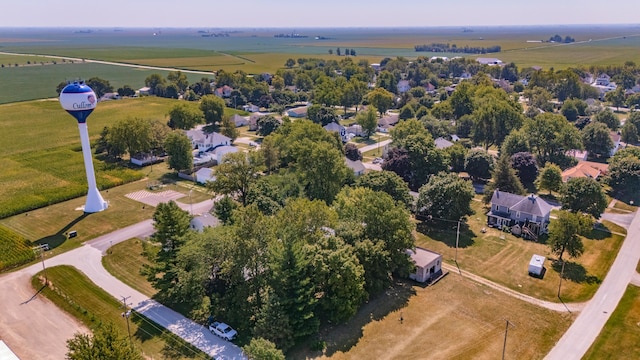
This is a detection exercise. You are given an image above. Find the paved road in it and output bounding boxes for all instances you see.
[358,139,392,154]
[601,211,635,229]
[0,199,245,360]
[546,209,640,359]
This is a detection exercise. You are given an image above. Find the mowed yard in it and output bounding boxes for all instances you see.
[0,97,180,218]
[415,200,626,303]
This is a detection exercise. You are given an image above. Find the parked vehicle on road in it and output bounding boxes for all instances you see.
[209,321,237,341]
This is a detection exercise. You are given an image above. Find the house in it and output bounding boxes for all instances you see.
[595,73,611,86]
[610,131,622,157]
[214,85,233,98]
[249,113,268,131]
[459,72,472,80]
[346,124,365,137]
[370,63,381,72]
[476,57,503,66]
[190,213,219,232]
[231,114,249,127]
[345,158,366,176]
[566,149,589,161]
[561,161,609,182]
[377,113,399,132]
[130,153,160,166]
[212,145,239,164]
[434,137,454,149]
[451,134,461,142]
[185,128,231,151]
[323,122,348,142]
[286,106,308,118]
[397,80,411,93]
[100,92,120,101]
[423,82,436,94]
[138,87,151,96]
[406,247,443,283]
[243,104,260,113]
[486,190,553,240]
[195,167,216,184]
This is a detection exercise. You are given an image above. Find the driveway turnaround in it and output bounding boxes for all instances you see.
[545,209,640,359]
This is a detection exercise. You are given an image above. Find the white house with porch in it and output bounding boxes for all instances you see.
[185,127,231,151]
[486,190,553,240]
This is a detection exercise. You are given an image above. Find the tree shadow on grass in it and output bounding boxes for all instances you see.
[587,223,614,240]
[33,213,89,249]
[296,279,415,358]
[552,260,601,284]
[415,221,475,249]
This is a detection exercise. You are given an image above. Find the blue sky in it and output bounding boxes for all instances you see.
[1,0,637,28]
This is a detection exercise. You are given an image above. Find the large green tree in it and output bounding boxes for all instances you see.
[464,149,494,180]
[164,132,193,172]
[168,103,204,130]
[355,170,413,207]
[582,121,614,158]
[86,77,114,98]
[561,177,608,219]
[535,163,563,195]
[242,338,285,360]
[295,141,352,203]
[208,151,264,206]
[199,95,226,128]
[523,113,583,164]
[417,172,475,222]
[367,87,394,117]
[548,210,593,261]
[484,155,526,202]
[66,322,142,360]
[356,106,379,139]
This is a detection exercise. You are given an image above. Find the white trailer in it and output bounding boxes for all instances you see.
[528,254,546,277]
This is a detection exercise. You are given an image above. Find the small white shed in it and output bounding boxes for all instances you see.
[407,247,442,283]
[528,254,546,277]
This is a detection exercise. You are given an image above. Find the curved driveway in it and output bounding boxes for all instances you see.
[0,199,245,360]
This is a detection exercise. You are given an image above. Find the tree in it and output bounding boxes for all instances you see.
[605,86,626,111]
[399,104,415,120]
[213,195,238,225]
[356,106,378,139]
[561,176,608,218]
[471,99,523,149]
[257,115,281,136]
[621,121,639,144]
[307,105,339,126]
[117,85,136,97]
[345,143,363,161]
[106,117,155,157]
[593,108,620,130]
[167,103,204,130]
[561,101,579,121]
[220,115,240,141]
[389,118,429,148]
[56,81,67,95]
[448,81,475,119]
[582,122,614,158]
[208,151,264,206]
[608,150,640,196]
[484,155,526,202]
[367,87,394,117]
[510,152,538,185]
[199,95,226,127]
[446,142,468,173]
[164,132,193,172]
[66,322,142,360]
[403,133,448,190]
[548,210,593,261]
[464,149,494,180]
[554,70,581,102]
[86,77,113,98]
[382,147,411,183]
[524,113,582,164]
[355,170,413,207]
[501,129,530,157]
[285,58,296,68]
[417,172,474,222]
[243,338,285,360]
[167,70,189,92]
[535,163,563,195]
[296,141,352,203]
[144,73,166,95]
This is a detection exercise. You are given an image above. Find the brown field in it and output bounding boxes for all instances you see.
[291,274,572,359]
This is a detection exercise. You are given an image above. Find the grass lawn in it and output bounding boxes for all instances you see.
[103,238,158,298]
[32,265,208,359]
[290,274,573,359]
[414,200,626,303]
[583,285,640,359]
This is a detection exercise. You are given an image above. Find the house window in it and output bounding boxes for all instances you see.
[516,211,520,219]
[495,205,499,211]
[533,215,537,222]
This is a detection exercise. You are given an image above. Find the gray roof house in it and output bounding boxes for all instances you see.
[434,137,454,149]
[231,114,249,127]
[345,158,366,176]
[486,190,553,240]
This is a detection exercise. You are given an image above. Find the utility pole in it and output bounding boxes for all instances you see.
[121,296,132,342]
[455,219,461,263]
[502,319,515,360]
[33,244,48,286]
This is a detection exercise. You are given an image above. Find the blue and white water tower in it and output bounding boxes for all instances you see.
[59,81,108,213]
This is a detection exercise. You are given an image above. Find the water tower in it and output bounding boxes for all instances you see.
[59,81,108,213]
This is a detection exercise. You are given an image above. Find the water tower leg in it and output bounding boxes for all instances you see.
[77,122,108,213]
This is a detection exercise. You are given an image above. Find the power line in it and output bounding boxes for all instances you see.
[120,296,132,342]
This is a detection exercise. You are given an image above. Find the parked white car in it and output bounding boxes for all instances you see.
[209,321,237,341]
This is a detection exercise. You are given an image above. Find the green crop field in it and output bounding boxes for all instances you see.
[0,225,35,271]
[0,97,180,218]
